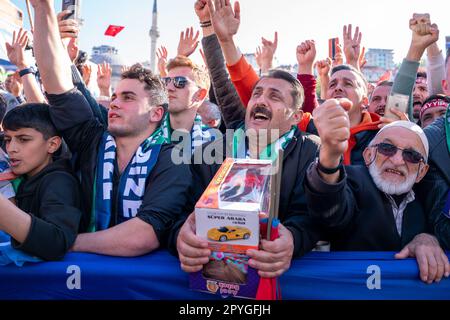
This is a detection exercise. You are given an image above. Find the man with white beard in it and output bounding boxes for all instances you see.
[305,97,450,284]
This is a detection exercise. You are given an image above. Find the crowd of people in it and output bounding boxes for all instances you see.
[0,0,449,287]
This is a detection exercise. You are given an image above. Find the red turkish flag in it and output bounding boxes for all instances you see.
[104,25,125,37]
[377,70,392,85]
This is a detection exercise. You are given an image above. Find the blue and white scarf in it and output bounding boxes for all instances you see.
[92,131,163,231]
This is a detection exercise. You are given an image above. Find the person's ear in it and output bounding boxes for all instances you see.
[362,96,369,109]
[47,136,62,155]
[415,163,430,183]
[363,147,374,166]
[443,79,449,96]
[291,109,303,124]
[150,105,165,123]
[193,88,208,103]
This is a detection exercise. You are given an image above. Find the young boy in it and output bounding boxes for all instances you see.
[0,103,83,261]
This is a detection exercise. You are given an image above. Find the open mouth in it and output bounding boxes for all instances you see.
[384,168,405,177]
[9,159,21,167]
[109,113,120,119]
[251,106,272,122]
[253,113,270,121]
[376,108,385,116]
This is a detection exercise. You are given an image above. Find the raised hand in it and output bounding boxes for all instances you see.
[359,46,367,69]
[255,32,278,73]
[82,64,92,86]
[255,46,263,70]
[313,98,352,171]
[194,0,211,22]
[8,72,23,97]
[207,0,241,43]
[67,37,79,62]
[57,10,79,39]
[343,24,362,69]
[5,28,30,70]
[315,58,332,77]
[296,39,315,74]
[408,13,439,60]
[332,43,344,67]
[177,27,200,57]
[410,13,431,35]
[97,62,112,96]
[156,46,168,77]
[261,32,278,58]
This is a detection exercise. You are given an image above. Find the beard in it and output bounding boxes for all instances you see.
[368,162,417,196]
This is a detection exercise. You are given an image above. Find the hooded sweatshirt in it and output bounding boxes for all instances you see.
[12,159,83,261]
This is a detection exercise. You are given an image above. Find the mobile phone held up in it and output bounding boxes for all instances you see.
[329,38,339,61]
[384,93,410,120]
[62,0,79,20]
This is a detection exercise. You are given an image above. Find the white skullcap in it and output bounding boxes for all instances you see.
[376,121,429,162]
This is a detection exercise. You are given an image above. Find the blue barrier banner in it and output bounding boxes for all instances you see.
[0,251,449,300]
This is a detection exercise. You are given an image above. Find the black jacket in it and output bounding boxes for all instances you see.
[48,89,193,246]
[168,121,322,257]
[415,117,450,249]
[305,164,430,251]
[12,159,83,261]
[201,34,376,167]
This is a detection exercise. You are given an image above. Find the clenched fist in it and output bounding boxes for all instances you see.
[313,98,352,168]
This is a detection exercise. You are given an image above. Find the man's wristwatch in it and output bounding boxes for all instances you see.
[19,67,36,77]
[316,157,343,175]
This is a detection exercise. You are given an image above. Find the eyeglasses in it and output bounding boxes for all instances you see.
[372,143,425,164]
[162,76,191,89]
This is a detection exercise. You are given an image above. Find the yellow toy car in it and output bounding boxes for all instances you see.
[207,226,252,242]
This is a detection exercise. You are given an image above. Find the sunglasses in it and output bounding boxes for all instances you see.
[162,76,191,89]
[373,143,424,164]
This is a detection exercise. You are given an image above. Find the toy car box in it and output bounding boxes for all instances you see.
[190,158,273,299]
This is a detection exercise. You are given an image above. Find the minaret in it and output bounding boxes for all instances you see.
[149,0,160,73]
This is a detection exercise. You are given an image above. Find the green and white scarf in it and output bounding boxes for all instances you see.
[160,113,216,154]
[232,125,297,161]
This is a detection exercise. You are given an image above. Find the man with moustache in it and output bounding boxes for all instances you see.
[367,81,393,117]
[198,0,380,166]
[305,97,449,283]
[412,72,429,122]
[170,67,322,278]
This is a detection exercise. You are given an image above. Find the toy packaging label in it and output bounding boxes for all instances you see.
[191,158,273,299]
[196,208,259,254]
